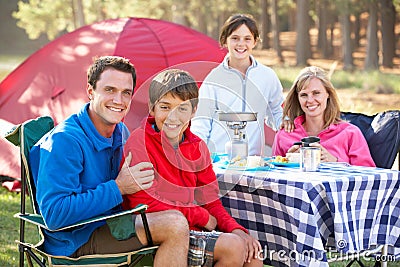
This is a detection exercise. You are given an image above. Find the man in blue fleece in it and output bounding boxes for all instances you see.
[29,56,189,266]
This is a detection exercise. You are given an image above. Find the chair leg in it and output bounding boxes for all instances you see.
[20,157,27,267]
[129,254,145,266]
[25,248,46,267]
[19,245,25,267]
[25,251,34,267]
[345,258,366,267]
[140,211,153,246]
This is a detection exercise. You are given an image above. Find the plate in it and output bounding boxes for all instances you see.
[270,162,300,168]
[214,162,272,171]
[223,166,273,171]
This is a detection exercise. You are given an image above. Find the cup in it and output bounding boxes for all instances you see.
[300,147,321,171]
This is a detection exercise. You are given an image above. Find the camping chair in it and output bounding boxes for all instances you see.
[5,116,158,267]
[341,110,400,169]
[326,110,400,267]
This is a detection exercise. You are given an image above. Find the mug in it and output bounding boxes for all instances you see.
[300,147,321,171]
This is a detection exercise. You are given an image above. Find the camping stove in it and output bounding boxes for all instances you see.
[218,112,257,160]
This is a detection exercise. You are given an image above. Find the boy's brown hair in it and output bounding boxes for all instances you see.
[149,69,199,111]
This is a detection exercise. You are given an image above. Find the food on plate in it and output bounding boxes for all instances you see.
[229,155,265,167]
[286,153,300,163]
[247,156,262,167]
[274,155,289,163]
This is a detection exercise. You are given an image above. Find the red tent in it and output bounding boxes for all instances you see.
[0,17,226,185]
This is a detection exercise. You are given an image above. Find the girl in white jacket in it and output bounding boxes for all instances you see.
[191,14,284,156]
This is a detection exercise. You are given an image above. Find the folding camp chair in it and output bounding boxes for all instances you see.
[341,110,400,169]
[5,116,158,267]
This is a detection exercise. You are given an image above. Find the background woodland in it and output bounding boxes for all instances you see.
[1,0,399,72]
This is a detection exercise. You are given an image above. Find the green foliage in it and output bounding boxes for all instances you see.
[12,0,253,40]
[13,0,74,40]
[274,66,400,94]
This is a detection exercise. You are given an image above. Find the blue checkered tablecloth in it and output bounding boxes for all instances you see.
[215,163,400,266]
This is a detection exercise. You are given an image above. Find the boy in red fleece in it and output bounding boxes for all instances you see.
[123,69,262,267]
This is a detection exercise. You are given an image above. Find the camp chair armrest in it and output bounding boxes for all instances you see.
[14,204,148,232]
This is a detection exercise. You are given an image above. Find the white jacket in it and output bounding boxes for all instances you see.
[191,55,284,156]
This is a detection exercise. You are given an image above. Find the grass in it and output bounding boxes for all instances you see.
[274,66,400,94]
[0,186,24,266]
[0,185,40,267]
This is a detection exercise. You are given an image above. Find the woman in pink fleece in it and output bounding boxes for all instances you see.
[272,66,375,167]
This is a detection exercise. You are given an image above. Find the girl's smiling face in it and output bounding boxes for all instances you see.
[150,92,196,146]
[225,24,256,60]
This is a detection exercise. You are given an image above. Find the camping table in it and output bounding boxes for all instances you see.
[215,163,400,266]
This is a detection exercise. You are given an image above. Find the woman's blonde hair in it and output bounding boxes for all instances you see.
[283,66,341,129]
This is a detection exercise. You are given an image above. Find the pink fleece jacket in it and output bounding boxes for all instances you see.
[272,115,375,167]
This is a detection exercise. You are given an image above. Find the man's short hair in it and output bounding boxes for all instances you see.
[87,56,136,91]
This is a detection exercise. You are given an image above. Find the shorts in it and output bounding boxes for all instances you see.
[70,215,144,257]
[188,230,221,267]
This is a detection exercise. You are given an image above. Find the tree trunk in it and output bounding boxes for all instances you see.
[317,0,329,58]
[238,0,249,12]
[326,10,335,58]
[72,0,85,29]
[288,6,296,31]
[353,13,361,49]
[171,2,189,27]
[197,5,207,35]
[380,0,396,68]
[296,0,311,66]
[260,0,270,49]
[271,0,283,61]
[364,0,379,70]
[340,13,354,70]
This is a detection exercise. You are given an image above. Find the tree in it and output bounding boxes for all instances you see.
[237,0,250,12]
[364,0,379,70]
[340,13,354,70]
[337,0,354,71]
[295,0,312,66]
[317,0,331,58]
[171,1,189,26]
[13,0,75,40]
[260,0,270,49]
[380,0,396,68]
[271,0,283,62]
[72,0,85,28]
[353,12,361,49]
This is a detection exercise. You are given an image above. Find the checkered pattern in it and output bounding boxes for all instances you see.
[215,164,400,267]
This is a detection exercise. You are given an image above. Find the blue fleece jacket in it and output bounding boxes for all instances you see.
[29,103,129,256]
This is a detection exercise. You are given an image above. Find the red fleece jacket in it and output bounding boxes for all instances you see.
[122,117,247,233]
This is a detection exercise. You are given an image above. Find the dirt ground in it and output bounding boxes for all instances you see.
[335,88,400,115]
